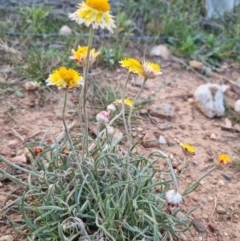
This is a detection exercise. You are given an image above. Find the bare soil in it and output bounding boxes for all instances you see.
[0,61,240,240]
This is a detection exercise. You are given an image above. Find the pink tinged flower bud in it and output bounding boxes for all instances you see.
[96,111,109,124]
[107,103,116,113]
[106,126,115,136]
[166,190,182,208]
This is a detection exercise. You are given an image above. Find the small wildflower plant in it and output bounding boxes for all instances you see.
[0,1,232,240]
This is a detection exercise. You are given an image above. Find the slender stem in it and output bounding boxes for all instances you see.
[179,156,187,179]
[182,166,217,196]
[62,90,70,143]
[128,77,148,145]
[121,72,131,144]
[82,27,95,157]
[166,158,179,193]
[78,81,84,151]
[62,90,79,163]
[158,151,179,193]
[96,122,101,149]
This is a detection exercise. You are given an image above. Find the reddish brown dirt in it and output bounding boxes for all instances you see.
[0,62,240,240]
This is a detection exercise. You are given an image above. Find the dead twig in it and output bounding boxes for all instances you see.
[171,56,208,82]
[223,76,240,88]
[212,124,240,133]
[12,128,24,141]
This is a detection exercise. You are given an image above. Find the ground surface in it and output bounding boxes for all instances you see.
[0,59,240,240]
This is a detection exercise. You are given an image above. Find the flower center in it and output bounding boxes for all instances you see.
[86,0,110,12]
[59,67,77,83]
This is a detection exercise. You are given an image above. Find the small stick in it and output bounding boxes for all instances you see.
[171,56,208,82]
[11,128,24,141]
[212,124,240,133]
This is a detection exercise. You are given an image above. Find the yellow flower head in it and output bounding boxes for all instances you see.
[180,142,195,157]
[218,154,231,165]
[114,98,133,108]
[46,67,83,89]
[69,0,116,33]
[119,58,144,76]
[142,61,162,79]
[70,46,100,66]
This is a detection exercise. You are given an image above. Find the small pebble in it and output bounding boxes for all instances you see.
[225,118,232,128]
[159,135,167,144]
[202,213,208,219]
[179,124,186,130]
[216,204,226,214]
[201,198,208,204]
[210,133,217,140]
[208,223,218,233]
[218,180,225,186]
[139,109,148,115]
[7,139,18,147]
[59,25,72,35]
[176,164,183,172]
[221,174,231,181]
[137,127,143,132]
[192,219,206,232]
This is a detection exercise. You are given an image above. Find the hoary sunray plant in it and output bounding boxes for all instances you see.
[0,0,232,240]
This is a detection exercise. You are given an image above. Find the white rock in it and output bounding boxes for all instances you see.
[234,99,240,112]
[159,135,167,144]
[218,180,225,186]
[59,25,72,35]
[0,235,14,241]
[150,44,171,60]
[194,83,228,118]
[210,133,217,140]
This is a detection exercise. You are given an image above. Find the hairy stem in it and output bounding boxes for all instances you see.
[128,77,148,145]
[63,90,80,165]
[82,27,95,158]
[182,166,217,196]
[121,72,131,144]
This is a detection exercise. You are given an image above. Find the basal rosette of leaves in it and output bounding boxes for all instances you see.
[0,147,192,240]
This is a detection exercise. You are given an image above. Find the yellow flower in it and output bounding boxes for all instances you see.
[180,142,195,157]
[120,58,162,79]
[142,61,162,79]
[46,67,83,89]
[119,58,144,76]
[69,0,116,33]
[114,98,133,108]
[70,46,100,66]
[218,154,231,165]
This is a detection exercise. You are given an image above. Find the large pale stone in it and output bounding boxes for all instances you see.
[194,84,228,118]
